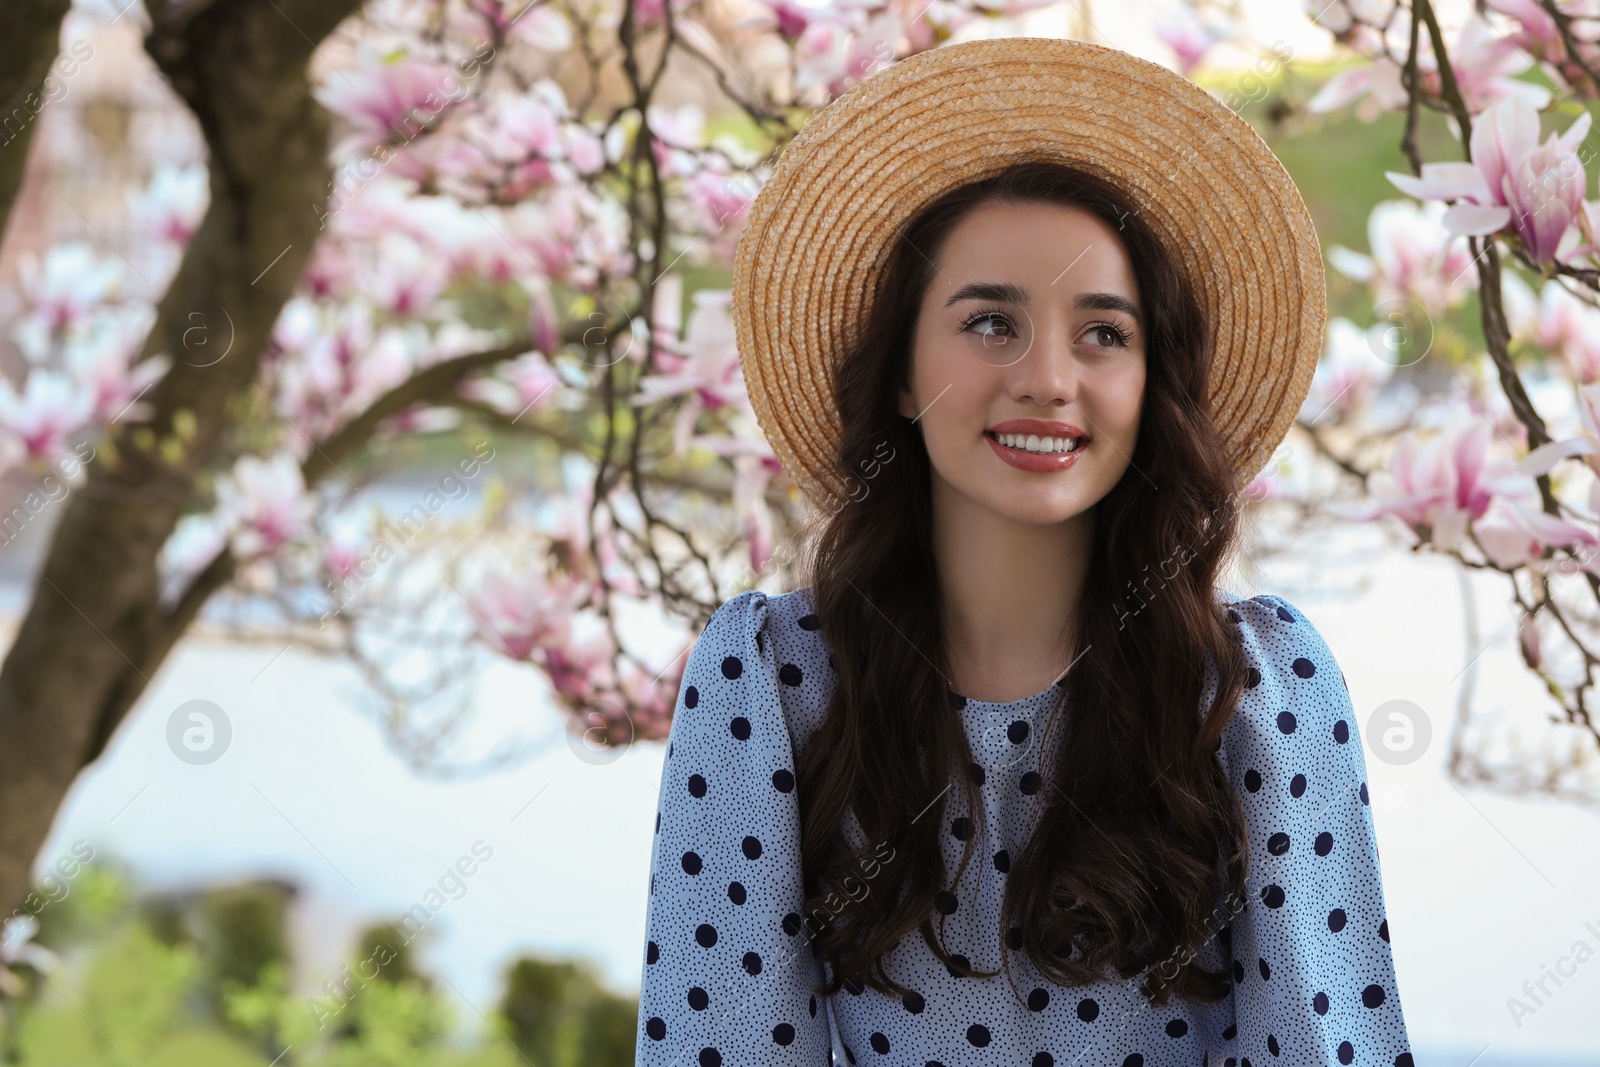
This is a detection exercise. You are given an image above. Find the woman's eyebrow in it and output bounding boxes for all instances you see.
[943,281,1142,326]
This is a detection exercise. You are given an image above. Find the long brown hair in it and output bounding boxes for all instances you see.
[791,158,1253,1007]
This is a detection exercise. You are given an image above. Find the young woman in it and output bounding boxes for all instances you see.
[636,38,1414,1067]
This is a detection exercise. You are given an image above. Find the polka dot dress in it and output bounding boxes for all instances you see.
[637,588,1414,1066]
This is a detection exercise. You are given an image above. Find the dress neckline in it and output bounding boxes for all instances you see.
[948,677,1066,710]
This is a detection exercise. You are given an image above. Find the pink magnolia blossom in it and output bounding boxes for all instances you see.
[632,289,745,455]
[1310,15,1549,118]
[700,406,785,576]
[1473,496,1600,572]
[1300,317,1395,426]
[1503,275,1600,382]
[1308,54,1408,119]
[1359,419,1514,550]
[1327,199,1479,315]
[0,370,96,464]
[742,0,814,40]
[127,164,207,247]
[13,243,124,362]
[648,105,705,179]
[1154,4,1228,77]
[457,350,563,417]
[1386,95,1590,263]
[315,46,464,159]
[65,308,170,424]
[465,565,574,660]
[216,453,317,560]
[615,651,686,742]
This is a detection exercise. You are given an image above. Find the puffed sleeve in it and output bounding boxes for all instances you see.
[636,589,832,1067]
[1210,595,1415,1067]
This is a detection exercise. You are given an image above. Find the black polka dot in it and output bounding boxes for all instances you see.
[1277,710,1297,734]
[773,1023,796,1045]
[1122,1057,1144,1067]
[993,849,1010,873]
[1027,987,1049,1011]
[1008,721,1030,744]
[687,774,707,797]
[1329,908,1348,932]
[695,923,717,948]
[720,656,742,679]
[1019,771,1041,795]
[1246,666,1262,688]
[646,1016,666,1040]
[934,890,958,915]
[869,1032,890,1054]
[698,1049,720,1067]
[1034,1055,1055,1067]
[742,836,762,859]
[1261,884,1285,908]
[1077,997,1099,1022]
[1338,1041,1354,1065]
[1292,657,1316,678]
[1006,926,1023,950]
[1333,719,1349,743]
[1259,957,1272,980]
[950,817,972,841]
[1315,831,1334,855]
[1165,1018,1188,1038]
[1314,991,1330,1014]
[729,716,751,740]
[646,940,658,964]
[742,951,761,974]
[772,769,795,792]
[967,1024,991,1047]
[684,685,698,708]
[778,663,802,686]
[798,612,819,630]
[1244,769,1262,792]
[1291,773,1308,797]
[1267,832,1290,855]
[680,851,701,875]
[969,762,986,785]
[687,987,708,1010]
[1363,983,1386,1008]
[1379,919,1391,942]
[1276,604,1296,622]
[781,913,801,936]
[1268,1034,1280,1055]
[726,881,746,905]
[945,954,971,978]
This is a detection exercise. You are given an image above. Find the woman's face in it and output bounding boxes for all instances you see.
[896,200,1147,527]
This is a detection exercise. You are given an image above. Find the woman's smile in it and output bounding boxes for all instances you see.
[984,417,1090,472]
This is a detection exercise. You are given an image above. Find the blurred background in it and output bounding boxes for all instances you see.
[1,0,1599,1063]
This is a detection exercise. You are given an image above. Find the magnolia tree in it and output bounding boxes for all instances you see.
[2,0,1600,966]
[1275,0,1600,803]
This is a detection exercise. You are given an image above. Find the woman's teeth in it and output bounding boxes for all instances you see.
[995,433,1084,454]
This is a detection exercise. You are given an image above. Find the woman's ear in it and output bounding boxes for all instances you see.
[896,380,917,421]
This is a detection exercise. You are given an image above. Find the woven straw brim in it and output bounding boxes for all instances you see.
[730,35,1326,507]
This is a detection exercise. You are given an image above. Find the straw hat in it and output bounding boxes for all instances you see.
[729,35,1326,506]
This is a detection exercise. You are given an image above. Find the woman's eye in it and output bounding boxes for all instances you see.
[1086,324,1129,347]
[964,313,1015,338]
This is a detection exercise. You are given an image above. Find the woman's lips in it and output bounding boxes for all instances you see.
[984,431,1085,473]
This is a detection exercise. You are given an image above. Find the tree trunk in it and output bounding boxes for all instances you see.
[0,0,74,247]
[0,0,363,913]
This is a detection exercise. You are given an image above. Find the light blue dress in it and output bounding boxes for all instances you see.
[636,587,1414,1066]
